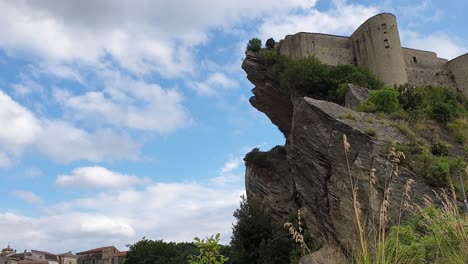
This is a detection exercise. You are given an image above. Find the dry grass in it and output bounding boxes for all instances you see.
[343,134,468,263]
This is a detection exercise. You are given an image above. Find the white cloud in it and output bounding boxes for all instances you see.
[13,190,41,204]
[188,72,239,96]
[0,180,243,252]
[54,70,191,133]
[0,0,315,78]
[220,159,241,174]
[401,30,467,60]
[35,121,141,163]
[257,0,380,41]
[56,166,150,189]
[0,90,41,166]
[0,90,141,164]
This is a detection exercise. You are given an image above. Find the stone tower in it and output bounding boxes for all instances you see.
[350,13,408,86]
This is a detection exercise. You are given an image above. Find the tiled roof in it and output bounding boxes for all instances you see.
[31,250,57,256]
[76,246,116,255]
[113,251,127,257]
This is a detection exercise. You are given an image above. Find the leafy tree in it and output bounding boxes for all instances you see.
[125,238,198,264]
[230,195,295,264]
[265,38,276,49]
[246,38,262,52]
[189,234,229,264]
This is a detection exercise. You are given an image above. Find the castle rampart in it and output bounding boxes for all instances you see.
[279,13,467,96]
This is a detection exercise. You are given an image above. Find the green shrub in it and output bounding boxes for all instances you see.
[339,112,357,120]
[385,206,468,263]
[355,101,377,113]
[265,38,275,49]
[365,128,377,137]
[447,117,468,144]
[270,145,286,154]
[244,148,272,168]
[398,85,467,123]
[246,38,262,52]
[430,141,450,156]
[367,88,400,113]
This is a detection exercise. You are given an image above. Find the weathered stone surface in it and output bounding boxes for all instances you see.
[344,83,370,109]
[243,53,438,261]
[299,246,346,264]
[242,51,293,138]
[245,148,298,222]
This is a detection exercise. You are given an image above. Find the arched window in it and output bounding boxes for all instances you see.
[81,259,86,264]
[92,257,96,264]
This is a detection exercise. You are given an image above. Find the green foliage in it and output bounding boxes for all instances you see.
[447,117,468,144]
[270,145,286,154]
[258,49,288,80]
[257,52,381,102]
[397,142,466,188]
[385,206,468,263]
[339,112,357,120]
[367,88,400,113]
[230,196,296,264]
[265,38,275,49]
[189,234,229,264]
[246,38,262,52]
[365,128,377,137]
[243,148,272,168]
[125,239,198,264]
[398,85,467,124]
[430,141,450,156]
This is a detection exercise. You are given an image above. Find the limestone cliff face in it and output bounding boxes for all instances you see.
[242,52,437,262]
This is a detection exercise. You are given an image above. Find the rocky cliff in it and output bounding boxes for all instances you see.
[242,51,439,263]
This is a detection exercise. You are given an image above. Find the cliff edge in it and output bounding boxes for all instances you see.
[242,51,440,263]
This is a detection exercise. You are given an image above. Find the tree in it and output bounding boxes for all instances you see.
[246,38,262,52]
[125,238,198,264]
[265,38,275,49]
[230,195,294,264]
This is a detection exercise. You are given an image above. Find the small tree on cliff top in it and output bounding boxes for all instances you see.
[265,38,275,49]
[246,38,262,52]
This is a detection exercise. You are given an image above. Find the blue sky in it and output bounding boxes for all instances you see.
[0,0,467,253]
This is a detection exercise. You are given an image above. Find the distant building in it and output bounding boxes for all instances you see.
[76,247,120,264]
[57,252,77,264]
[22,250,58,264]
[1,244,19,264]
[111,252,127,264]
[17,260,48,264]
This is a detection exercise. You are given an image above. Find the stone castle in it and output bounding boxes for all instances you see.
[279,13,468,96]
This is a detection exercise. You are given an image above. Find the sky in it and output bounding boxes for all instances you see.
[0,0,467,254]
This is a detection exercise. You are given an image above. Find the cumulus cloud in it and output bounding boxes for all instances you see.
[13,190,41,204]
[0,0,314,78]
[257,0,380,41]
[0,181,243,252]
[0,90,141,164]
[211,158,243,185]
[56,166,150,189]
[401,30,467,60]
[54,70,190,133]
[188,72,239,96]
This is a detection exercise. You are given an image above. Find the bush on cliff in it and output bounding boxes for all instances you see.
[265,38,275,49]
[246,38,262,52]
[278,56,382,101]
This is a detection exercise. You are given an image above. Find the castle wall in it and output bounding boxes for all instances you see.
[447,54,468,96]
[280,33,354,65]
[402,48,456,88]
[350,13,408,86]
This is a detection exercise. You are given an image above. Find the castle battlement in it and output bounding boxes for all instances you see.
[279,13,468,96]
